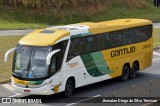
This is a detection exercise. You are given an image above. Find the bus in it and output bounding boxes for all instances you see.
[4,19,153,97]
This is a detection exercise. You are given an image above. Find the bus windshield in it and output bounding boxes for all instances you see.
[13,45,52,79]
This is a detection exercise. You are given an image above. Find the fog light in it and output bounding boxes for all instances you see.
[44,90,47,93]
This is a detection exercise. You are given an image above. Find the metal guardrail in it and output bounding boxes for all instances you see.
[74,78,160,106]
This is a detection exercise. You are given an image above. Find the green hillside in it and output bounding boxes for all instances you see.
[0,0,160,29]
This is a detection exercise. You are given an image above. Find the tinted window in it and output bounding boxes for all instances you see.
[97,33,110,51]
[83,36,96,53]
[54,40,68,70]
[122,29,135,45]
[67,25,153,61]
[68,38,82,58]
[135,27,146,42]
[109,31,123,48]
[144,25,152,39]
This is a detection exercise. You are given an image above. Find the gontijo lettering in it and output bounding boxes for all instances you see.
[111,46,136,58]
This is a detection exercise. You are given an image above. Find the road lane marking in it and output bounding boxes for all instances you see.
[1,83,13,92]
[1,83,21,95]
[93,95,101,97]
[153,58,160,61]
[153,52,160,56]
[9,93,22,97]
[66,95,101,106]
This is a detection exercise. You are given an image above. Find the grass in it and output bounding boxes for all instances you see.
[0,36,23,82]
[0,28,159,82]
[153,28,160,47]
[92,0,160,22]
[0,5,49,30]
[0,0,160,29]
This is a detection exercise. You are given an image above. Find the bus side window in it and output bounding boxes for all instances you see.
[122,29,135,45]
[135,26,147,43]
[97,33,110,51]
[68,38,82,60]
[50,57,57,75]
[55,40,68,69]
[144,25,153,39]
[109,31,123,48]
[73,38,83,56]
[83,36,96,53]
[109,32,115,48]
[116,31,123,46]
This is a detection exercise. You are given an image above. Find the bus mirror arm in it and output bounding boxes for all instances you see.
[4,48,16,62]
[46,49,61,66]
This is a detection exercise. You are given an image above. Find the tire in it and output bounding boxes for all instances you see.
[130,63,138,79]
[120,65,130,82]
[63,79,74,97]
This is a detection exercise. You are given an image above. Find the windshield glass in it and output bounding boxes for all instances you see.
[13,45,52,79]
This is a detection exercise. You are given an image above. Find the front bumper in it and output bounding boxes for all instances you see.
[12,83,54,95]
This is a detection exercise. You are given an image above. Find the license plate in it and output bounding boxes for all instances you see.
[24,89,30,93]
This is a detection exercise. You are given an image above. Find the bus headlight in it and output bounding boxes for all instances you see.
[45,79,51,85]
[39,79,51,87]
[38,83,45,87]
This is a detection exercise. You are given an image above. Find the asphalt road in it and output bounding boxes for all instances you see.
[0,29,34,36]
[0,23,159,36]
[0,50,160,106]
[153,23,160,28]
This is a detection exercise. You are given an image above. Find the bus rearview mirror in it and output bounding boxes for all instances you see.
[4,48,16,62]
[46,49,60,66]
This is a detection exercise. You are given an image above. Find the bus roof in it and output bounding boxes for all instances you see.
[18,19,152,46]
[78,18,152,34]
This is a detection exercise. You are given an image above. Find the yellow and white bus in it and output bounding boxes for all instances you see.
[5,19,153,97]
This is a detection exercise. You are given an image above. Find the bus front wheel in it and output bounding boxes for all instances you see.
[120,65,130,82]
[130,63,138,79]
[63,79,74,97]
